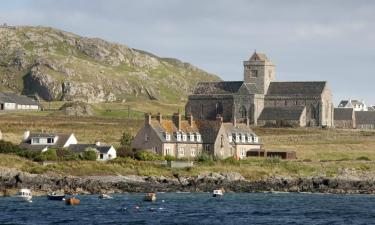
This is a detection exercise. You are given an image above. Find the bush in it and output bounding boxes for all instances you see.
[196,152,213,162]
[356,156,371,161]
[120,132,133,147]
[41,149,58,161]
[135,151,163,161]
[56,148,79,161]
[164,155,176,162]
[0,140,23,153]
[81,148,98,161]
[117,146,135,158]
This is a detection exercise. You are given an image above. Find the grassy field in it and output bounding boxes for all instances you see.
[1,101,375,180]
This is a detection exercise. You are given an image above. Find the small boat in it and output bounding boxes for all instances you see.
[17,189,32,202]
[99,193,113,199]
[65,197,80,205]
[144,193,156,202]
[47,192,65,201]
[212,189,224,197]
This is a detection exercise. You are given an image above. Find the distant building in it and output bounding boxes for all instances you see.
[338,99,367,111]
[186,52,333,128]
[131,113,261,159]
[19,131,78,152]
[258,106,307,127]
[69,142,117,161]
[334,108,356,129]
[355,111,375,130]
[0,92,40,111]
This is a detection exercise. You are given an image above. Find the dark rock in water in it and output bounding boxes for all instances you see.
[1,169,375,195]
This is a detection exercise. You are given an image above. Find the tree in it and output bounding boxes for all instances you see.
[120,132,133,147]
[81,148,98,161]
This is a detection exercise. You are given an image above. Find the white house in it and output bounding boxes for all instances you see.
[68,142,117,161]
[0,93,39,111]
[338,99,367,112]
[19,131,78,152]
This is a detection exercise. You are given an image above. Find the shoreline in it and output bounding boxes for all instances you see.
[2,168,375,196]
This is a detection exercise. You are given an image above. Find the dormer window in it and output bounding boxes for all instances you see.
[254,136,259,143]
[189,133,194,142]
[182,133,187,142]
[176,132,181,142]
[165,132,171,141]
[196,133,201,142]
[228,135,233,143]
[235,134,240,143]
[241,134,246,143]
[247,134,252,143]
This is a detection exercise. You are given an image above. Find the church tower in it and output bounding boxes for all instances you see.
[243,52,275,94]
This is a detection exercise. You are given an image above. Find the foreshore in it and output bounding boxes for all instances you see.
[2,168,375,196]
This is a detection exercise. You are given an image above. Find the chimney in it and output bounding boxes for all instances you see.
[23,130,30,140]
[216,114,223,124]
[187,113,194,126]
[156,112,162,123]
[172,112,181,130]
[145,113,151,125]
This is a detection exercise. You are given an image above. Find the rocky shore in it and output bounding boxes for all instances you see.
[2,168,375,196]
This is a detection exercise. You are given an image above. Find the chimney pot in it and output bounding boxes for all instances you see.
[172,112,181,130]
[145,113,151,125]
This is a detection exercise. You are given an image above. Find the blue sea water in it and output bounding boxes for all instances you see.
[1,192,375,225]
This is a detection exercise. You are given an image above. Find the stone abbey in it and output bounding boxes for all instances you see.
[186,52,334,127]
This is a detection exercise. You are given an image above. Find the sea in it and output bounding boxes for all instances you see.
[1,192,375,225]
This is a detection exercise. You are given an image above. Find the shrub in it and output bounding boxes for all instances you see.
[196,152,212,162]
[117,146,135,158]
[356,156,371,161]
[56,148,79,161]
[164,155,176,162]
[81,148,98,161]
[41,149,58,161]
[0,140,23,153]
[134,151,163,161]
[120,132,133,147]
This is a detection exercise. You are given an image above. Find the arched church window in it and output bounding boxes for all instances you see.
[216,102,223,115]
[239,106,247,119]
[200,104,204,119]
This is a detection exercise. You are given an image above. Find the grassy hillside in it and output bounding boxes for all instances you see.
[0,25,219,103]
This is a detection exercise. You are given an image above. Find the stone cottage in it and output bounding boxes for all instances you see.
[131,113,261,159]
[186,52,334,127]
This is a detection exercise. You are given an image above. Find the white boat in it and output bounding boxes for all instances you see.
[99,193,113,199]
[17,189,32,202]
[212,189,224,197]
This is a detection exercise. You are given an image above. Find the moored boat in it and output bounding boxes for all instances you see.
[65,197,80,205]
[212,189,224,197]
[16,188,32,202]
[99,193,113,199]
[47,192,65,201]
[144,193,157,202]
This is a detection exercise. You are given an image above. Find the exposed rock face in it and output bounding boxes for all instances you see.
[0,25,219,103]
[59,101,94,116]
[2,169,375,195]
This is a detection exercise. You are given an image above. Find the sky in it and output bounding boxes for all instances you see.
[1,0,375,105]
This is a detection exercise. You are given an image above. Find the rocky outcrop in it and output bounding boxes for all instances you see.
[59,101,94,116]
[2,169,375,195]
[0,25,220,103]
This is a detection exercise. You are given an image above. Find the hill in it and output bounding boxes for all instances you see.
[0,25,219,103]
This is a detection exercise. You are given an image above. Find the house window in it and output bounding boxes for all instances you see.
[251,70,258,77]
[254,136,259,143]
[196,134,201,142]
[47,138,54,144]
[182,134,187,142]
[220,135,224,147]
[176,133,181,141]
[100,154,104,159]
[247,135,252,143]
[235,134,240,143]
[165,147,171,156]
[145,134,149,142]
[241,135,246,143]
[165,133,170,141]
[190,134,194,142]
[33,138,40,144]
[179,147,185,156]
[191,148,196,157]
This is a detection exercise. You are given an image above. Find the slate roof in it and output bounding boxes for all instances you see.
[355,111,375,125]
[193,81,244,95]
[258,106,306,120]
[20,133,73,151]
[194,120,222,143]
[150,119,201,143]
[69,144,113,153]
[334,108,354,120]
[266,82,326,96]
[0,92,39,105]
[338,100,352,108]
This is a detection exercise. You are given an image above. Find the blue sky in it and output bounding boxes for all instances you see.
[1,0,375,104]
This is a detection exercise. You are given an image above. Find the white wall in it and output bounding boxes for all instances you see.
[97,146,117,161]
[63,134,78,147]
